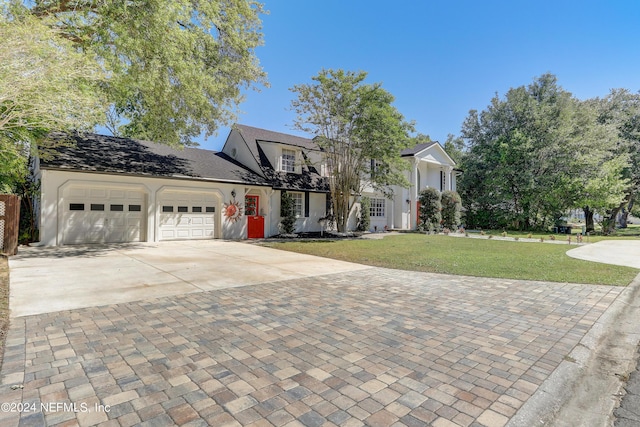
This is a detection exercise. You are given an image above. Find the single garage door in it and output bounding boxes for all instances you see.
[158,191,217,240]
[62,185,146,244]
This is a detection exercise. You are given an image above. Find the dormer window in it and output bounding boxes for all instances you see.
[281,149,296,173]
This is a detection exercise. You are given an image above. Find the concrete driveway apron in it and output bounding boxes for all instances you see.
[8,240,371,317]
[1,239,638,427]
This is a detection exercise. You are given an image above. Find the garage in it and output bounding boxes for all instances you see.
[157,190,218,240]
[61,184,146,244]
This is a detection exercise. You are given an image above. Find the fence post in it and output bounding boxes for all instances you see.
[0,194,20,256]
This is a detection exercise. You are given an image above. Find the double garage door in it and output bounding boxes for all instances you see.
[61,184,218,244]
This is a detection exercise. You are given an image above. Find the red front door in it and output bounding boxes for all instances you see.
[245,195,264,238]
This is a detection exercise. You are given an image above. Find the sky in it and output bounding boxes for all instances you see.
[197,0,640,151]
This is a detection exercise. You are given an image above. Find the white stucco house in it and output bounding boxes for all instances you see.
[33,124,457,246]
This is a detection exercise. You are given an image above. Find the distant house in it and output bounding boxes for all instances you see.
[33,124,457,245]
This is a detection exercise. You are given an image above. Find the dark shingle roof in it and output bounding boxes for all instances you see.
[40,133,270,186]
[401,141,438,157]
[234,124,329,192]
[235,124,319,152]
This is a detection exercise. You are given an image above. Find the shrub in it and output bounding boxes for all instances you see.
[280,192,297,234]
[418,187,441,233]
[441,191,462,229]
[357,196,371,232]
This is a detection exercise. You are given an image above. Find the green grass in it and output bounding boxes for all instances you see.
[264,234,639,286]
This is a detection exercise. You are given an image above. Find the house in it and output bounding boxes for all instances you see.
[33,124,457,246]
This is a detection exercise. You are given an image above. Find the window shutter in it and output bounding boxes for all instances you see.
[325,193,331,216]
[304,192,310,217]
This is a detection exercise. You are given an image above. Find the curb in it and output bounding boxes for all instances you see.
[507,272,640,427]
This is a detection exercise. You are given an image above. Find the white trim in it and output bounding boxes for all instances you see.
[412,143,457,167]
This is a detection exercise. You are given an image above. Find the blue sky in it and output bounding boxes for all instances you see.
[198,0,640,151]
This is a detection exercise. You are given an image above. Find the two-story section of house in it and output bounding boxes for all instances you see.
[360,141,458,232]
[32,124,457,246]
[220,124,330,237]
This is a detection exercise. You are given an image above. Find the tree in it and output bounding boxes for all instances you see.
[443,134,464,165]
[9,0,267,146]
[357,196,371,232]
[459,74,624,231]
[290,69,414,232]
[418,187,441,232]
[591,89,640,233]
[0,10,105,192]
[279,192,296,235]
[441,190,462,229]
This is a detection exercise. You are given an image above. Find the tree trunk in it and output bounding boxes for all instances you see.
[583,206,595,233]
[604,202,625,235]
[619,197,634,228]
[619,206,628,228]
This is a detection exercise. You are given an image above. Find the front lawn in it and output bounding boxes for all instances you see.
[264,234,639,286]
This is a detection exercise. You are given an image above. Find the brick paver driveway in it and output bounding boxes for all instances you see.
[0,267,623,426]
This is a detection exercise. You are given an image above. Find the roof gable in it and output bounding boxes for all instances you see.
[402,141,456,166]
[231,124,329,192]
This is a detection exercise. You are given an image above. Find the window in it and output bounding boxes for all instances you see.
[370,198,385,217]
[192,206,202,213]
[290,192,303,217]
[129,205,141,212]
[178,206,188,213]
[206,206,215,213]
[90,204,105,211]
[281,149,296,172]
[370,159,378,173]
[110,204,124,212]
[162,206,174,213]
[69,203,84,211]
[245,195,258,216]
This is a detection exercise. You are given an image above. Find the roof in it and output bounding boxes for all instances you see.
[400,141,438,157]
[39,133,270,186]
[234,124,329,192]
[234,124,319,151]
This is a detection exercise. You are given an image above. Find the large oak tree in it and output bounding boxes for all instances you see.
[1,0,267,190]
[459,74,627,231]
[16,0,268,146]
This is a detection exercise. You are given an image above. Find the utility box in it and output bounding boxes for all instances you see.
[0,194,20,255]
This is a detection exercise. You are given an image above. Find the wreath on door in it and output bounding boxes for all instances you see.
[223,200,243,223]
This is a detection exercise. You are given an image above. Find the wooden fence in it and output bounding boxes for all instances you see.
[0,194,20,256]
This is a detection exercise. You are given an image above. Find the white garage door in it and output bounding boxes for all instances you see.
[62,185,146,244]
[158,191,217,240]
